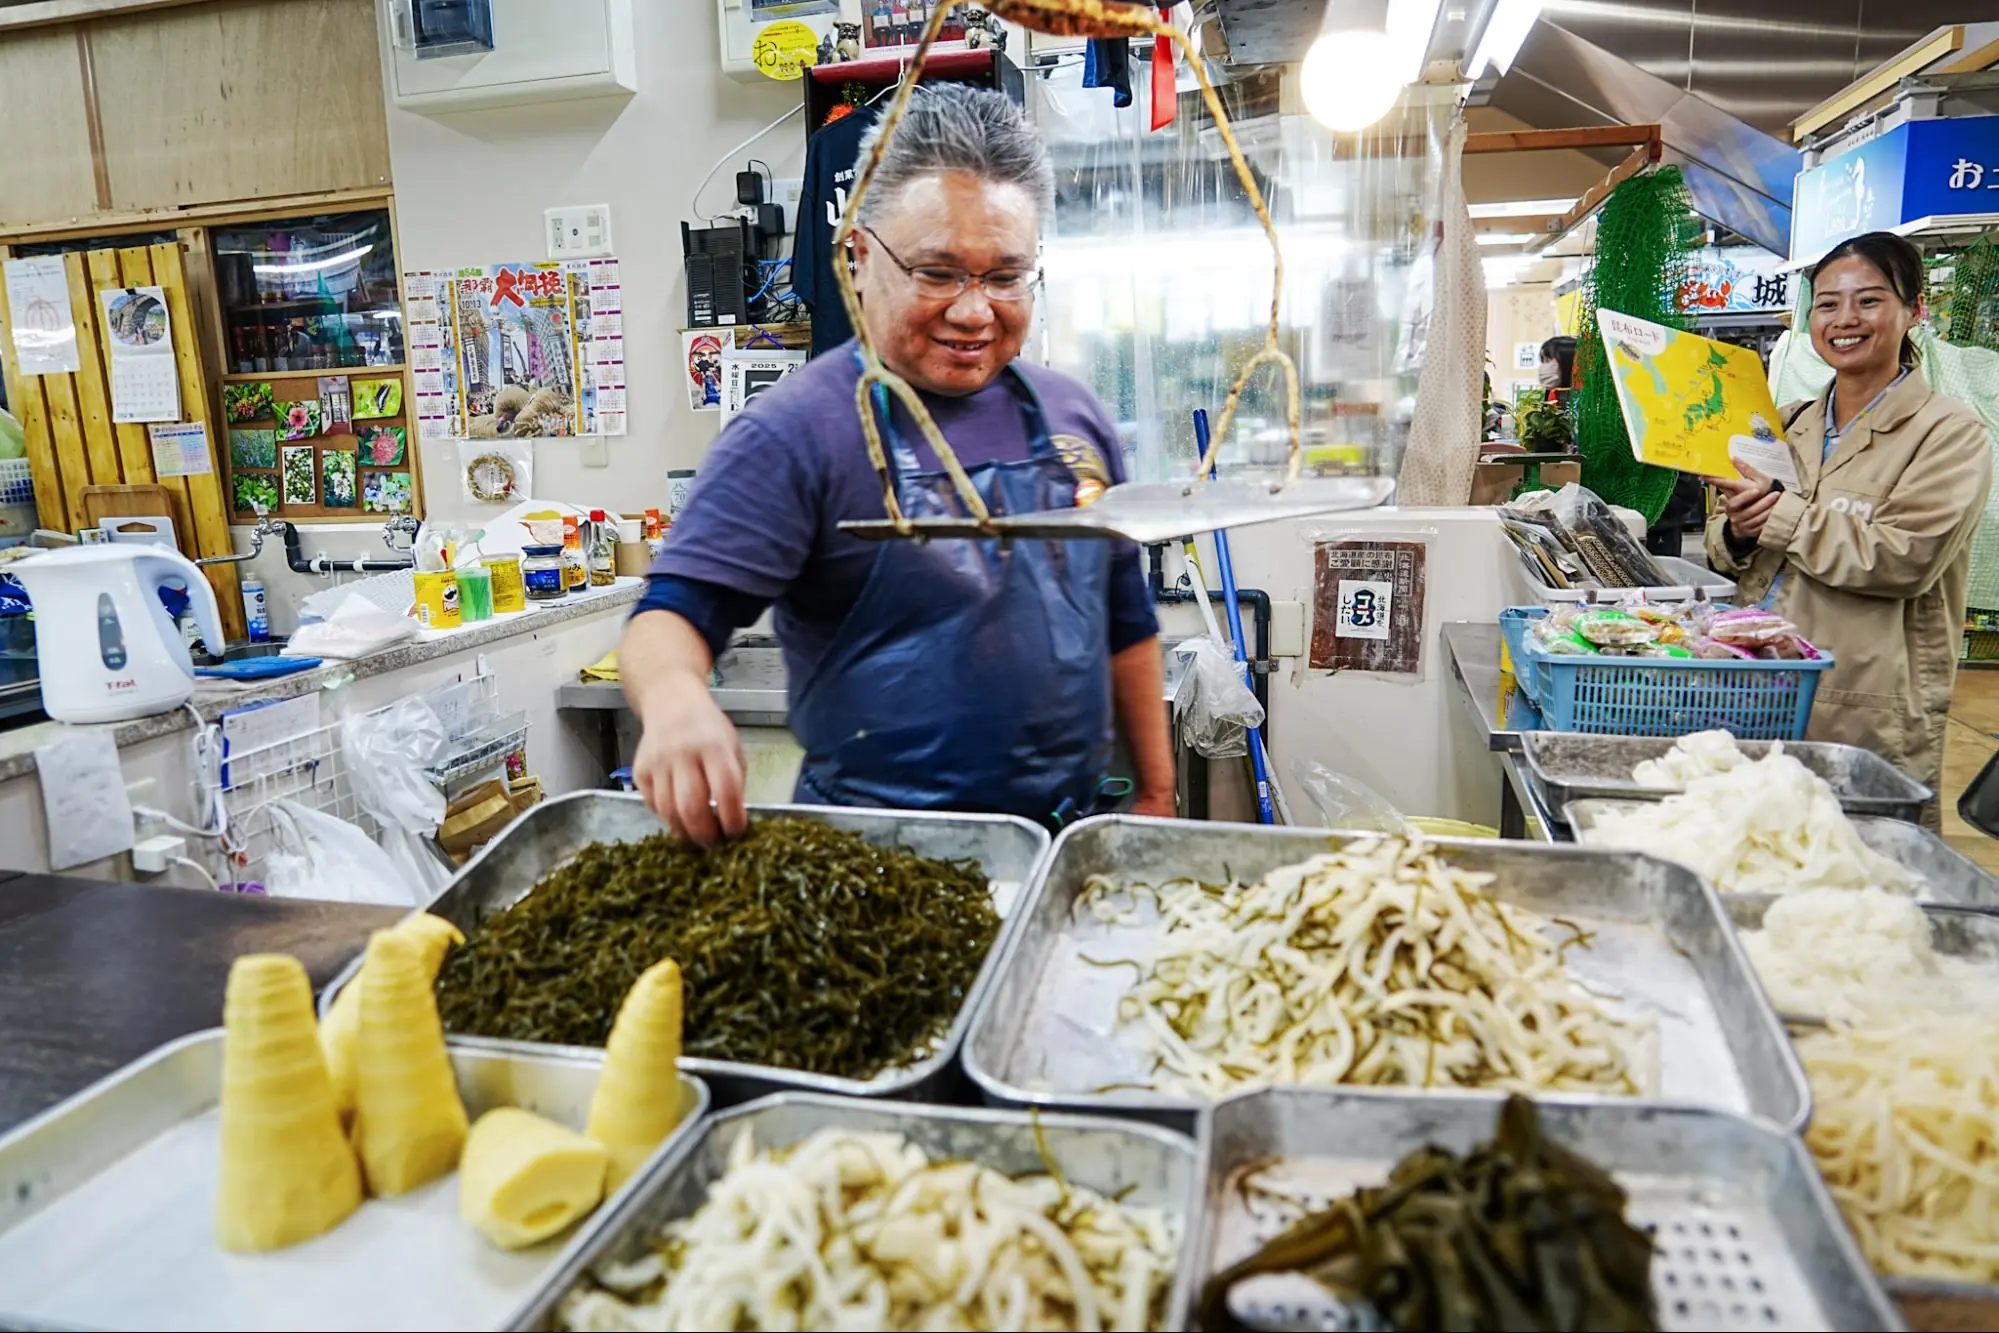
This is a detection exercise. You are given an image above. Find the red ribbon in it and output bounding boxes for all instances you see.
[1150,32,1174,130]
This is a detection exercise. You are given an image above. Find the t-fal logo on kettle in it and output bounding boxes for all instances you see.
[104,677,138,692]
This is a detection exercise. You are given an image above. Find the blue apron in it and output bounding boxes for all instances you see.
[790,363,1113,823]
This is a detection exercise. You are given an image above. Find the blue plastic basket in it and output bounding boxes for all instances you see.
[1509,604,1833,740]
[1498,607,1546,704]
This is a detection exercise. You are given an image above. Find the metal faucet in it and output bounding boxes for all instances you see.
[196,506,289,567]
[382,515,421,552]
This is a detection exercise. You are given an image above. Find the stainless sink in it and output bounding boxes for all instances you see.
[208,638,288,662]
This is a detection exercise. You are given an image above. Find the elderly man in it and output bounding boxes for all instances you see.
[623,84,1172,843]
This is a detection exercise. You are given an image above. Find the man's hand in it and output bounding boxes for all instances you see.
[1705,461,1781,542]
[1129,786,1176,819]
[630,671,747,847]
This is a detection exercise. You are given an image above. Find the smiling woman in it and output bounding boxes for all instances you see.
[1706,231,1994,818]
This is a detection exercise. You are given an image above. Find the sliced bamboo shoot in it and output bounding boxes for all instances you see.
[353,929,469,1196]
[459,1107,608,1250]
[585,958,684,1190]
[216,953,363,1252]
[322,913,464,1122]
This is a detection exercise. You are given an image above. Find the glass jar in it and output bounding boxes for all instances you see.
[522,544,567,602]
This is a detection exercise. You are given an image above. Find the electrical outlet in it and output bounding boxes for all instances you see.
[545,204,614,260]
[776,177,805,217]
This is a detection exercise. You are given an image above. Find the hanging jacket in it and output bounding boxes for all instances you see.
[1705,368,1992,805]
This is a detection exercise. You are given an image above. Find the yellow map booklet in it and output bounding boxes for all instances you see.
[1597,310,1798,486]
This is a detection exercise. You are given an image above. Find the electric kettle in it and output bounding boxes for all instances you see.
[10,544,226,724]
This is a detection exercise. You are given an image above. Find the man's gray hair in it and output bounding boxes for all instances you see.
[853,84,1054,228]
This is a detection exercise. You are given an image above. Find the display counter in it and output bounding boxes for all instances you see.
[0,872,403,1132]
[1440,620,1559,840]
[0,582,643,877]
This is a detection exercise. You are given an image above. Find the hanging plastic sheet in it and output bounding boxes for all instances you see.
[1029,61,1450,490]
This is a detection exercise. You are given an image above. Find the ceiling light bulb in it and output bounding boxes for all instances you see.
[1299,29,1406,134]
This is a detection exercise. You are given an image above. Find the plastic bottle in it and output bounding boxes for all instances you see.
[240,573,269,642]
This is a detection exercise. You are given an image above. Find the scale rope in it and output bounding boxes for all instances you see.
[830,0,1300,533]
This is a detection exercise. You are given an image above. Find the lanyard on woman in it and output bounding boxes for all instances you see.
[1822,368,1909,462]
[1760,369,1910,612]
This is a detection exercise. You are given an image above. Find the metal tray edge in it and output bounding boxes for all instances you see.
[959,815,1811,1138]
[510,1090,1204,1333]
[321,798,1052,1101]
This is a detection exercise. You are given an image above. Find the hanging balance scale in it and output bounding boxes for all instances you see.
[834,0,1395,545]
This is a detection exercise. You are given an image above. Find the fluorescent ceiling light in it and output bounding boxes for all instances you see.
[1299,0,1439,135]
[1467,0,1544,79]
[252,244,373,277]
[1467,197,1575,218]
[1476,232,1539,245]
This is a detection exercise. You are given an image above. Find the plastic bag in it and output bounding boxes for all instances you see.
[1173,636,1265,759]
[285,592,418,659]
[1289,759,1415,837]
[263,798,422,906]
[340,698,453,899]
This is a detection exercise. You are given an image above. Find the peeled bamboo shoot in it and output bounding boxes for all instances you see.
[322,913,463,1122]
[585,958,684,1190]
[353,930,469,1196]
[459,1108,608,1250]
[216,954,363,1252]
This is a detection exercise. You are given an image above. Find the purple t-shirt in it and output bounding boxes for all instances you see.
[643,345,1158,699]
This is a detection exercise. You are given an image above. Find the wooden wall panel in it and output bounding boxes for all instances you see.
[61,250,121,485]
[84,247,155,486]
[151,239,244,641]
[0,27,100,227]
[90,0,390,214]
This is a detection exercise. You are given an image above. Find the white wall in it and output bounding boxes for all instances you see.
[229,5,807,631]
[1176,507,1533,827]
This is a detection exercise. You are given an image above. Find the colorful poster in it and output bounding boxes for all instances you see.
[318,375,352,435]
[147,421,212,479]
[321,448,358,508]
[281,445,316,505]
[229,428,277,469]
[353,376,402,419]
[233,473,279,513]
[361,424,406,466]
[684,329,732,411]
[1597,310,1798,485]
[363,470,413,514]
[449,264,581,437]
[3,256,80,376]
[100,286,179,423]
[275,399,322,441]
[224,381,274,422]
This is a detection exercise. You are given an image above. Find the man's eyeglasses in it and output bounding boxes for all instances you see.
[861,227,1041,303]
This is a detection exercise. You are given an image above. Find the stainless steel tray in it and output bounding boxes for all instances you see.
[961,815,1808,1134]
[1523,733,1933,822]
[1728,897,1999,1319]
[0,1029,711,1332]
[321,792,1050,1107]
[1185,1087,1901,1332]
[515,1091,1202,1332]
[1567,798,1999,908]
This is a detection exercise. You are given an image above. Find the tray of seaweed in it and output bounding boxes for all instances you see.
[319,792,1049,1107]
[1188,1087,1899,1332]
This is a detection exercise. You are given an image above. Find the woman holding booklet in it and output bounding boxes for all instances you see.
[1706,231,1992,813]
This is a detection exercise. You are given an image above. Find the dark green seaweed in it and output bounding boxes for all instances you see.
[1198,1096,1658,1332]
[433,818,999,1080]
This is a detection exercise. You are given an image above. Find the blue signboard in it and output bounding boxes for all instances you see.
[1791,115,1999,262]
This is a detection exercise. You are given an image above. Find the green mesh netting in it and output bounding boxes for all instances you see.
[1946,236,1999,351]
[1572,167,1698,523]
